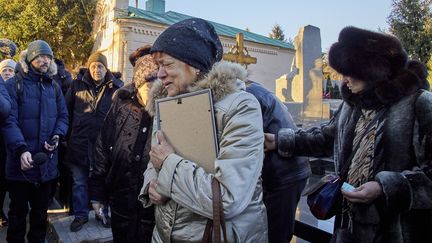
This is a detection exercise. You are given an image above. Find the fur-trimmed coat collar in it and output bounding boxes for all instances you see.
[18,50,57,76]
[146,61,248,116]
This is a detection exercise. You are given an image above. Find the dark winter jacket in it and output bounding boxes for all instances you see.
[52,58,72,95]
[65,68,123,167]
[0,79,10,186]
[0,79,10,179]
[277,75,432,242]
[0,81,11,121]
[2,52,69,182]
[89,83,154,233]
[245,80,310,189]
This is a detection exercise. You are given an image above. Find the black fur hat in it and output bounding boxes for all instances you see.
[329,26,408,84]
[329,26,431,108]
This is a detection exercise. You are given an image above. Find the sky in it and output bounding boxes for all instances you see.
[129,0,394,51]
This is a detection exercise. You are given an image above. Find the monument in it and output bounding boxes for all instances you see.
[276,25,331,125]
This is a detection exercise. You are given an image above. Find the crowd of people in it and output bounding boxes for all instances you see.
[0,18,431,243]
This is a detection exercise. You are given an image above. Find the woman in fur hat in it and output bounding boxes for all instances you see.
[139,18,268,242]
[88,45,157,242]
[265,26,432,242]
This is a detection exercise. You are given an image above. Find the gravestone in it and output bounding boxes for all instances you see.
[276,25,330,125]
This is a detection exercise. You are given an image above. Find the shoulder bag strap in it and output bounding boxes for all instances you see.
[201,178,228,243]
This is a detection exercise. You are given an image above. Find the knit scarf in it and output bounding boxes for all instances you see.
[347,109,386,187]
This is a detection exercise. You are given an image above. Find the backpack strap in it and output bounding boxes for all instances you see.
[15,72,24,106]
[15,72,61,108]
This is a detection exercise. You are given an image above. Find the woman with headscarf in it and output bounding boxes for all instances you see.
[265,26,432,242]
[89,45,157,242]
[139,18,268,242]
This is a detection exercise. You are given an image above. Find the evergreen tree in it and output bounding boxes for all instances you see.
[330,82,341,99]
[427,56,432,90]
[388,0,432,64]
[269,23,286,42]
[0,0,96,68]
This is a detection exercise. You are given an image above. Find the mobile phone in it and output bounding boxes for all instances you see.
[342,182,356,192]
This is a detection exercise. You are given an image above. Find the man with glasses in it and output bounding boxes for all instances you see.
[2,40,68,242]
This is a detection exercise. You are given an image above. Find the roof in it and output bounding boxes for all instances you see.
[125,6,294,50]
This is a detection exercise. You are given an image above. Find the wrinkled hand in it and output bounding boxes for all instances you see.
[264,133,276,152]
[148,180,169,205]
[150,131,174,170]
[342,181,383,204]
[44,135,59,151]
[20,151,33,171]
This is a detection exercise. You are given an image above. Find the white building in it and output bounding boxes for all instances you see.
[93,0,295,92]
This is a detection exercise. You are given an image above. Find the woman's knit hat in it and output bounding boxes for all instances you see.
[0,59,17,71]
[129,44,158,88]
[151,18,223,73]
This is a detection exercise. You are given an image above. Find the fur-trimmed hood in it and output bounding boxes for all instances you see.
[18,50,57,76]
[114,83,137,101]
[146,61,247,116]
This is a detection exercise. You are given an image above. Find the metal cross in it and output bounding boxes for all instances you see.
[223,33,257,67]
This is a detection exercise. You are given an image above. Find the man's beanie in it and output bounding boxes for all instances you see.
[0,59,17,71]
[26,40,53,63]
[87,52,108,68]
[329,26,408,84]
[129,44,158,87]
[151,18,223,73]
[0,38,17,59]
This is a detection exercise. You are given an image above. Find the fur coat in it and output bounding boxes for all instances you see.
[277,67,432,242]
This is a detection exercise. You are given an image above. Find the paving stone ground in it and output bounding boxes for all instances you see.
[47,210,112,243]
[0,194,112,243]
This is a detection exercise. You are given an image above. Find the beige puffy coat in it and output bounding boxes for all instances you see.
[139,61,268,243]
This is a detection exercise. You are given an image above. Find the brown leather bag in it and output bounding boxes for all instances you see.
[201,178,228,243]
